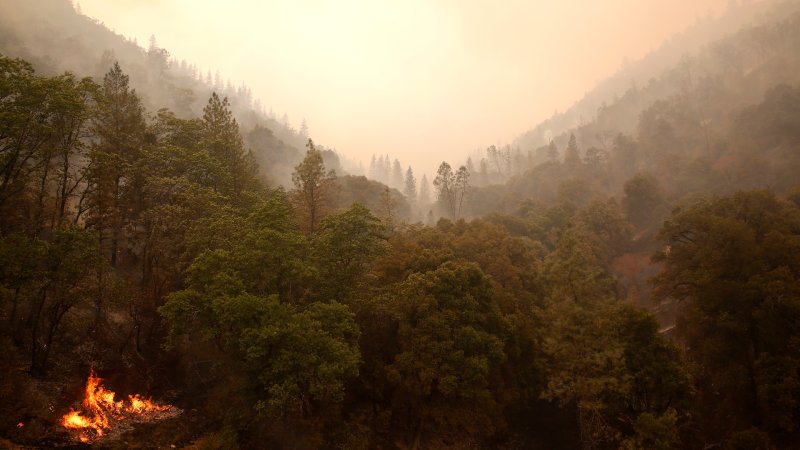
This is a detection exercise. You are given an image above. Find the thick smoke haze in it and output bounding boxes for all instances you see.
[79,0,733,173]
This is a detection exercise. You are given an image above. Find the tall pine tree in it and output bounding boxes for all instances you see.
[89,62,145,268]
[201,92,256,196]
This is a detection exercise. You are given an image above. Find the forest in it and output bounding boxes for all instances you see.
[1,0,800,449]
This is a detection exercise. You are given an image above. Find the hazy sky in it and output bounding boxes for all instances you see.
[78,0,731,173]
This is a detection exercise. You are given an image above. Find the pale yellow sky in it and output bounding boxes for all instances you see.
[78,0,732,173]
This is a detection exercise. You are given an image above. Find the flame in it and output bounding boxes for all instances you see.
[61,369,175,443]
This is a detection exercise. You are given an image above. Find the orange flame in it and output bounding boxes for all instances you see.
[61,369,175,443]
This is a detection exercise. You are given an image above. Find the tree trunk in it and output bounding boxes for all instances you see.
[411,417,425,450]
[29,288,48,376]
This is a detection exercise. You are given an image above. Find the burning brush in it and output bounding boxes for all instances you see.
[61,369,179,443]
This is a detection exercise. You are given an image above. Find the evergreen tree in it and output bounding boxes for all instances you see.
[89,62,145,268]
[454,165,470,219]
[403,166,417,203]
[201,92,256,195]
[653,191,800,442]
[299,118,309,139]
[564,133,581,166]
[291,139,336,233]
[392,159,403,189]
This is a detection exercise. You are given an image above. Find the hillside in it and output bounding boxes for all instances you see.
[512,0,800,151]
[0,0,337,186]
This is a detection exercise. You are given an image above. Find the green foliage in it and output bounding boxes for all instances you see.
[311,203,385,302]
[291,139,336,233]
[385,262,509,440]
[540,221,690,447]
[0,228,101,374]
[201,92,257,196]
[621,409,680,450]
[0,56,98,234]
[622,172,664,227]
[654,190,800,441]
[160,276,360,418]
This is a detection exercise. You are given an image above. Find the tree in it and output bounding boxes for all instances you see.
[201,92,256,195]
[433,162,456,219]
[0,57,97,234]
[609,134,638,179]
[487,145,511,178]
[378,186,398,232]
[433,162,469,220]
[312,204,385,301]
[299,118,309,139]
[291,139,336,233]
[160,286,360,420]
[542,229,690,448]
[583,146,607,171]
[564,133,581,167]
[653,191,800,441]
[46,75,97,230]
[403,166,417,205]
[146,35,170,74]
[454,165,470,219]
[391,159,403,189]
[0,57,41,223]
[622,172,663,227]
[384,262,509,447]
[0,228,102,375]
[88,62,145,268]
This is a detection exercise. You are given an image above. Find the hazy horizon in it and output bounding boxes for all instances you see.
[79,0,734,174]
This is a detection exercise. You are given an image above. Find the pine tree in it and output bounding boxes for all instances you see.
[403,167,417,204]
[202,92,256,195]
[433,162,456,220]
[89,62,145,268]
[291,139,337,233]
[383,155,391,184]
[299,118,309,139]
[564,133,581,166]
[392,159,403,189]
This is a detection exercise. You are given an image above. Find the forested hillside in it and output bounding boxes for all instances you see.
[0,0,353,187]
[1,1,800,449]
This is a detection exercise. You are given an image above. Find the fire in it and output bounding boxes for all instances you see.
[61,369,177,443]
